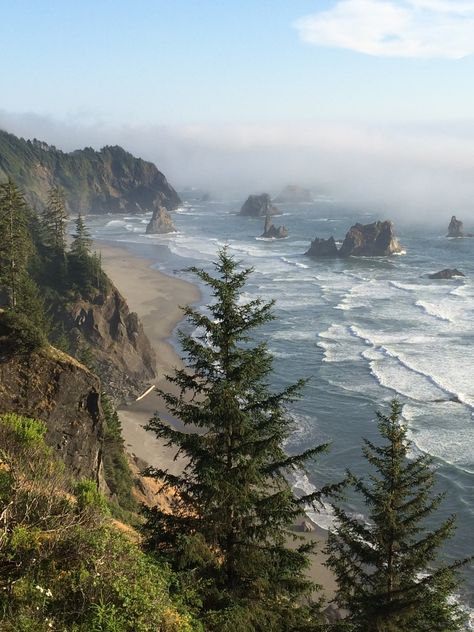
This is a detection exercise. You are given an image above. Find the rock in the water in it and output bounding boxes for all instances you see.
[447,215,464,237]
[240,193,280,217]
[146,204,176,234]
[429,268,465,279]
[305,236,339,257]
[339,220,402,257]
[305,220,403,258]
[261,214,288,239]
[274,185,313,204]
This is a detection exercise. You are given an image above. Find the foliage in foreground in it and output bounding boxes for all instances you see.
[0,412,201,632]
[143,249,342,631]
[325,400,469,632]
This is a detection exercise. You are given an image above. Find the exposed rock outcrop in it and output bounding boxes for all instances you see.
[274,185,313,204]
[447,216,464,238]
[240,193,280,217]
[447,215,473,238]
[146,203,176,234]
[0,129,181,213]
[305,221,403,258]
[0,347,104,485]
[339,221,402,257]
[55,285,156,402]
[428,268,465,279]
[261,215,288,239]
[305,236,339,257]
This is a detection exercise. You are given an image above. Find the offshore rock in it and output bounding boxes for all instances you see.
[0,347,104,485]
[447,216,464,237]
[274,185,313,204]
[261,214,288,239]
[240,193,280,217]
[447,215,473,237]
[339,221,402,257]
[0,129,181,214]
[305,221,403,258]
[428,268,465,279]
[146,204,176,234]
[305,236,339,257]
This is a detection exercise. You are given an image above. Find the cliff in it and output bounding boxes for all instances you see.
[0,129,181,213]
[53,284,156,402]
[0,346,104,485]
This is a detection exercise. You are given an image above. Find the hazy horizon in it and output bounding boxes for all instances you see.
[2,1,474,225]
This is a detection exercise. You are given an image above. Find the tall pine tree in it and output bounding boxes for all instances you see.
[143,248,340,631]
[70,213,92,258]
[42,186,68,255]
[325,400,468,632]
[0,179,32,308]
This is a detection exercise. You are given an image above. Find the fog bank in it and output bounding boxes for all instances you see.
[2,109,474,226]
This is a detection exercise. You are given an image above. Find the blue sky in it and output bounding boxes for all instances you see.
[2,0,474,125]
[2,1,474,217]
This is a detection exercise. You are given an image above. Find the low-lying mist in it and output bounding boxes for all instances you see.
[2,109,474,228]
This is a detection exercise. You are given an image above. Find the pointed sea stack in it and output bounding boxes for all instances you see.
[240,193,280,217]
[447,216,464,238]
[261,214,288,239]
[146,204,176,234]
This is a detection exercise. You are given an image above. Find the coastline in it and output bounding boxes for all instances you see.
[96,238,337,602]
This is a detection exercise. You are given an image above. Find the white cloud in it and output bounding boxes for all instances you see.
[294,0,474,59]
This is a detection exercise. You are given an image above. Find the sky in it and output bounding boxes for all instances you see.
[2,0,474,221]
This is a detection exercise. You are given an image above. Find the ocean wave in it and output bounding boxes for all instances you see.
[415,300,454,323]
[280,257,309,269]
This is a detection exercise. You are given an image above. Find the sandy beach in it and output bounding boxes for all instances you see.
[97,239,337,602]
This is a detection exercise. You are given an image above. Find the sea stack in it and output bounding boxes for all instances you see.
[146,205,176,234]
[447,216,464,238]
[260,215,288,239]
[274,185,313,204]
[240,193,280,217]
[305,220,403,258]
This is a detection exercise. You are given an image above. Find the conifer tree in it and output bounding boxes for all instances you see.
[143,248,340,630]
[70,212,92,258]
[0,179,32,308]
[325,400,468,632]
[42,185,68,254]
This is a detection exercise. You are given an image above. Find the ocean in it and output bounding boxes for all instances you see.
[89,198,474,621]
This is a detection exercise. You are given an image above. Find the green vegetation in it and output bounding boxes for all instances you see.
[143,249,342,631]
[0,412,201,632]
[326,400,469,632]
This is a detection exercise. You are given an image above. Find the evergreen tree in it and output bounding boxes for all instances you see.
[70,212,92,258]
[325,400,468,632]
[41,185,68,254]
[0,179,32,308]
[143,248,340,631]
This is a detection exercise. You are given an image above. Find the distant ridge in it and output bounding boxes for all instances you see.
[0,128,181,214]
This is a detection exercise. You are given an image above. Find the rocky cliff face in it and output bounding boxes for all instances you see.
[306,221,402,258]
[240,193,280,217]
[0,129,181,214]
[0,347,104,485]
[55,285,156,402]
[146,204,176,234]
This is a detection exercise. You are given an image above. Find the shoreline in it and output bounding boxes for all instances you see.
[96,238,337,602]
